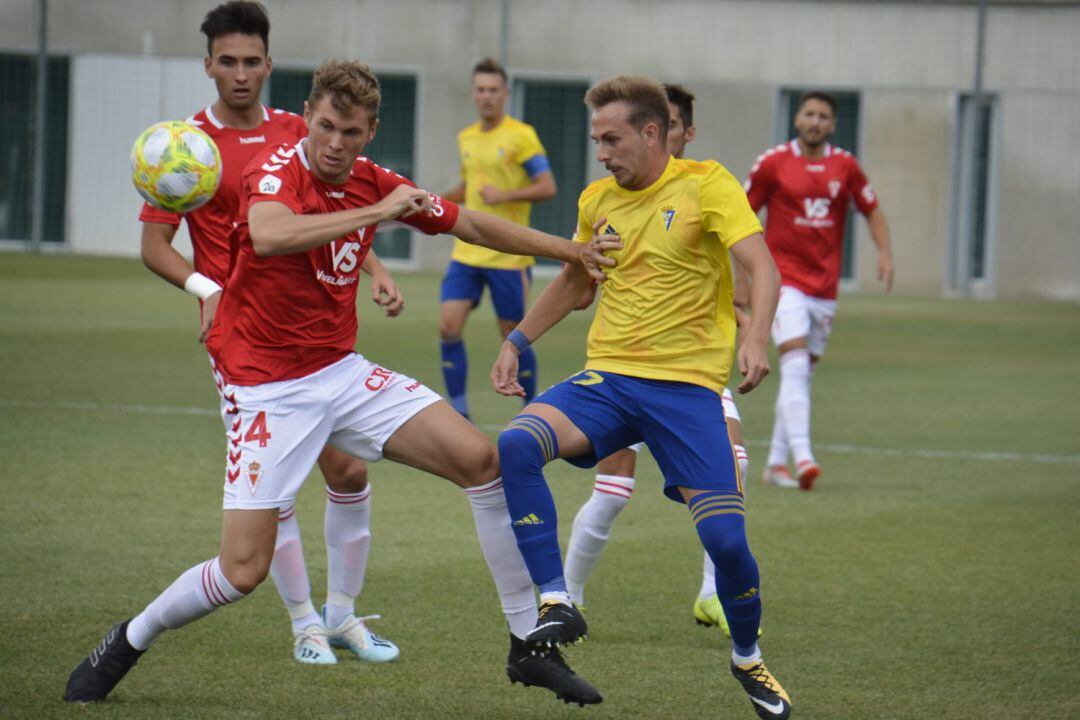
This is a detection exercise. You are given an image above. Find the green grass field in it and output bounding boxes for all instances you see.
[1,252,1078,719]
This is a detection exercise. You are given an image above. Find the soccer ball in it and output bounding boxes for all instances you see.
[130,120,221,213]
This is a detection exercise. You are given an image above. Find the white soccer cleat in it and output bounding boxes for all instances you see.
[324,609,400,663]
[293,624,337,665]
[762,465,799,489]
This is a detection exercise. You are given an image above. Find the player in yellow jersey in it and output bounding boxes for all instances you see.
[491,76,792,719]
[440,57,556,418]
[561,83,753,637]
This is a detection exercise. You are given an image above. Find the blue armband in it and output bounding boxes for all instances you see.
[522,154,551,179]
[507,328,532,353]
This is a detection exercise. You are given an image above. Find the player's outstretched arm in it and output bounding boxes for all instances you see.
[866,207,895,293]
[491,261,593,397]
[451,208,621,281]
[361,250,404,318]
[730,233,780,394]
[249,185,434,256]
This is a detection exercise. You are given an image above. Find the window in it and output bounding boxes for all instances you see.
[951,94,997,290]
[269,70,418,260]
[0,54,69,243]
[779,89,861,281]
[514,77,590,264]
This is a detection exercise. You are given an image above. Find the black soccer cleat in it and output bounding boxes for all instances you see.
[525,600,588,650]
[730,658,792,719]
[506,634,602,706]
[65,620,145,703]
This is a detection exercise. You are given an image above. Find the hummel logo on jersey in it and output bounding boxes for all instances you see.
[326,190,345,199]
[239,135,266,144]
[661,207,676,231]
[513,513,544,526]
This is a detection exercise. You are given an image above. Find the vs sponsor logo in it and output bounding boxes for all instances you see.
[803,197,831,219]
[330,228,367,273]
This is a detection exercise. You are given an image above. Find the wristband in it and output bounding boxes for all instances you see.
[506,328,531,353]
[183,272,223,300]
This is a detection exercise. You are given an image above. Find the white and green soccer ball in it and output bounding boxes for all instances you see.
[130,120,222,214]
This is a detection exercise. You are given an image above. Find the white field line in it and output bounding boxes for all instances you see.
[3,398,1078,466]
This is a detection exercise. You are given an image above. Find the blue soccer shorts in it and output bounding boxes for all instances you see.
[439,260,532,322]
[533,370,742,503]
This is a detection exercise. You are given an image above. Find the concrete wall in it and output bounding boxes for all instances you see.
[2,0,1077,299]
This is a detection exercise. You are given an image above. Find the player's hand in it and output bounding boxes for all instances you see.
[370,272,404,317]
[878,252,894,293]
[491,342,526,397]
[378,185,434,221]
[736,338,770,394]
[198,291,221,344]
[579,217,622,282]
[479,184,505,205]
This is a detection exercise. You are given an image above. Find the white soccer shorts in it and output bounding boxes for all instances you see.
[771,285,837,358]
[212,353,441,510]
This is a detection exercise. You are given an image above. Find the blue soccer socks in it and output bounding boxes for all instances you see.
[498,415,563,588]
[440,339,469,417]
[688,492,762,654]
[518,346,538,404]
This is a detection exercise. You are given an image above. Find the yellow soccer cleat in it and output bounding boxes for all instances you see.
[730,658,791,719]
[693,593,732,636]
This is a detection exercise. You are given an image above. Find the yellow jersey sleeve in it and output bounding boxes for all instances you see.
[699,164,763,250]
[512,123,547,167]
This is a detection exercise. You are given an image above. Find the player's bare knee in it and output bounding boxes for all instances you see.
[453,440,499,488]
[219,554,272,595]
[323,455,368,493]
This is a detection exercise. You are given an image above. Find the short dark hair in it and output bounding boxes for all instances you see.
[585,75,670,143]
[200,1,270,56]
[472,57,507,83]
[664,83,695,129]
[796,91,838,116]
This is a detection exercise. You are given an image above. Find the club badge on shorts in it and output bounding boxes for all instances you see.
[247,461,262,494]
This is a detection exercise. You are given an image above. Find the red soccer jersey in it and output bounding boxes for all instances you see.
[745,140,879,299]
[138,105,308,286]
[207,139,459,386]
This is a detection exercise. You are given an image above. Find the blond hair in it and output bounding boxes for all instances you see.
[585,75,669,142]
[308,59,381,121]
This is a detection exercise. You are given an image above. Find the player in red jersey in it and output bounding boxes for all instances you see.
[66,59,618,706]
[745,90,894,490]
[137,2,401,665]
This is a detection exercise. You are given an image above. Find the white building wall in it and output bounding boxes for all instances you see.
[2,0,1077,299]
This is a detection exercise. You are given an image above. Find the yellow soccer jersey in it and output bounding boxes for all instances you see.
[452,116,548,269]
[574,157,763,394]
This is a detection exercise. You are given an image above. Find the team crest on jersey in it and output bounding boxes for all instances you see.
[660,206,677,231]
[247,461,262,494]
[828,180,842,199]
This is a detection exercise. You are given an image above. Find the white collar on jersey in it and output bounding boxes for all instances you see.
[204,103,271,129]
[297,138,311,169]
[789,138,832,158]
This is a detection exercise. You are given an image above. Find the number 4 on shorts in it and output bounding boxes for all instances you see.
[244,411,272,447]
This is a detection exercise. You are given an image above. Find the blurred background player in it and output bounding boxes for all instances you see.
[66,59,618,706]
[746,90,894,490]
[137,1,401,665]
[440,58,556,418]
[491,75,790,719]
[562,84,752,637]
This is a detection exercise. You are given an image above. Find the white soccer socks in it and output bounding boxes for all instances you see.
[323,487,373,629]
[777,349,815,466]
[565,474,635,606]
[269,504,321,633]
[126,556,245,650]
[464,478,539,640]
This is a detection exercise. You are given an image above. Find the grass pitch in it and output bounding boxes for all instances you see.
[1,252,1078,719]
